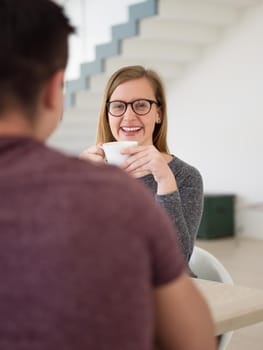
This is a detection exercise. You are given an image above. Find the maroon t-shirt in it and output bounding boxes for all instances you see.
[0,136,185,350]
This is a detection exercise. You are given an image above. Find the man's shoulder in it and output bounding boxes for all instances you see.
[44,144,147,197]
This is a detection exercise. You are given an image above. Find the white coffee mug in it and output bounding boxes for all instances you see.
[102,141,138,166]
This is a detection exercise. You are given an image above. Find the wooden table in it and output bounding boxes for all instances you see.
[195,279,263,335]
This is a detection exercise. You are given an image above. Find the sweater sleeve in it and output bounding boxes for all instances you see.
[155,165,203,263]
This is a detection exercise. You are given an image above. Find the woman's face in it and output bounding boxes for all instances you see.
[108,78,160,146]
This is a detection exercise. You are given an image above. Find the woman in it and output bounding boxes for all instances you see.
[80,65,203,268]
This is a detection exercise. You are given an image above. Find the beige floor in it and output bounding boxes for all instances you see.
[196,237,263,350]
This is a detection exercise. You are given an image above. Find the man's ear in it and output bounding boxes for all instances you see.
[43,70,65,109]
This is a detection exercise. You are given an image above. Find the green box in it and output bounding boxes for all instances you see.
[197,194,235,239]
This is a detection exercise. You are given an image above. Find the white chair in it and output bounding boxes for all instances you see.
[189,246,234,350]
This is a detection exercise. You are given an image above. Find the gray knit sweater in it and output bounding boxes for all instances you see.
[140,155,203,263]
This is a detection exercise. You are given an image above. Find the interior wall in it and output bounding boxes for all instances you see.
[167,4,263,239]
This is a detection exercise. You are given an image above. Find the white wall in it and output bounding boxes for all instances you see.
[64,0,142,80]
[167,4,263,239]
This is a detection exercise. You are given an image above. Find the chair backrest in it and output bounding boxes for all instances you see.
[189,246,233,284]
[189,246,234,350]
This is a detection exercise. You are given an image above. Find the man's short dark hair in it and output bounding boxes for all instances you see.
[0,0,75,117]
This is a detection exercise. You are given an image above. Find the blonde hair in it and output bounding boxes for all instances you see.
[96,65,169,153]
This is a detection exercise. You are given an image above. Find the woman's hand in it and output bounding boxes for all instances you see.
[79,143,105,163]
[121,145,177,195]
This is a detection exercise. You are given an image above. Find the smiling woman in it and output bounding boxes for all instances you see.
[80,65,204,270]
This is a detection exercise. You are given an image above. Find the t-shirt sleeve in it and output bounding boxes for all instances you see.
[101,167,186,289]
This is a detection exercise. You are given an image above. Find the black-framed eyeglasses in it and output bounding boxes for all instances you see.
[106,99,160,117]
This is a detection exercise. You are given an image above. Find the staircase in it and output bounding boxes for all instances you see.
[48,0,261,154]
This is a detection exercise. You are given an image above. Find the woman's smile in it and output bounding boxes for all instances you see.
[120,125,143,137]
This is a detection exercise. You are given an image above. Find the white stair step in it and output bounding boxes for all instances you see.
[139,17,220,44]
[49,118,97,154]
[89,73,109,93]
[48,138,94,156]
[105,57,185,80]
[49,129,96,151]
[205,0,260,8]
[121,38,203,62]
[158,0,240,25]
[61,107,99,125]
[50,127,95,140]
[75,91,103,110]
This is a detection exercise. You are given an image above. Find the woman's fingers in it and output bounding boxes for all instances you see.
[79,145,105,162]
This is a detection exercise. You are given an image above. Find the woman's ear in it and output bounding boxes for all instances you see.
[156,109,162,124]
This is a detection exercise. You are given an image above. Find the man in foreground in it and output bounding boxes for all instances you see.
[0,0,216,349]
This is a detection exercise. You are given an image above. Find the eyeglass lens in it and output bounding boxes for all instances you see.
[108,99,157,116]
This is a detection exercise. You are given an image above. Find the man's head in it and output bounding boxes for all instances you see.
[0,0,75,138]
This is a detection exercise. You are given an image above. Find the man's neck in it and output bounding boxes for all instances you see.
[0,112,35,138]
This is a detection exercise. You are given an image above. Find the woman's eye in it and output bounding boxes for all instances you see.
[113,103,124,110]
[135,102,147,109]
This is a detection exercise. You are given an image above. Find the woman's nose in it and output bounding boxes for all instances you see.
[123,104,137,119]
